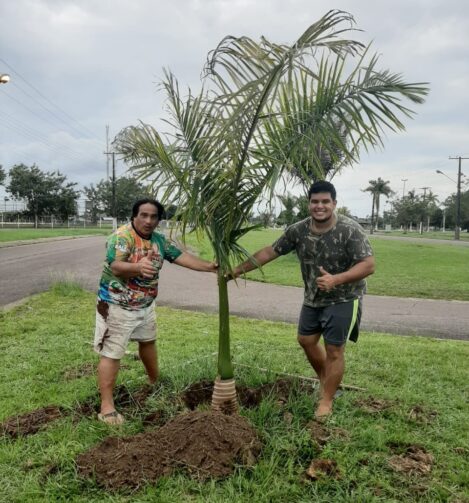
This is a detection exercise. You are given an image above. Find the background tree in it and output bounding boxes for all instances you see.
[364,178,393,233]
[337,206,353,218]
[443,189,469,232]
[391,190,426,232]
[0,165,5,186]
[276,193,299,227]
[83,176,152,223]
[115,11,428,412]
[7,164,79,227]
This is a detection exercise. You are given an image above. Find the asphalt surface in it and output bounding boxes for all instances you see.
[0,235,468,340]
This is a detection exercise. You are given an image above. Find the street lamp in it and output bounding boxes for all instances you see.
[401,178,408,198]
[0,74,10,84]
[436,168,463,240]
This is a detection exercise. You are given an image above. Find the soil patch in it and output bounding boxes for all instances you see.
[355,396,395,413]
[77,410,261,491]
[305,459,340,480]
[1,406,64,438]
[306,420,349,448]
[407,405,437,423]
[74,383,154,420]
[387,443,434,476]
[182,378,313,410]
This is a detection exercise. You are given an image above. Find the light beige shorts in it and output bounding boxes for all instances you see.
[94,300,157,359]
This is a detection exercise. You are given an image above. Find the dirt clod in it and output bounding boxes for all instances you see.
[1,406,64,437]
[305,459,340,480]
[77,410,261,490]
[407,405,437,423]
[355,396,395,413]
[388,444,434,476]
[307,420,349,448]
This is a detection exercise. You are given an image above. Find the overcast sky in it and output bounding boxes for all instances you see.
[1,0,468,217]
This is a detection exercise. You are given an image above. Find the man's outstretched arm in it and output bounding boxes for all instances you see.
[232,246,279,278]
[173,252,218,272]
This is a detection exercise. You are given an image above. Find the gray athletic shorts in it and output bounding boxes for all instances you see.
[298,299,362,346]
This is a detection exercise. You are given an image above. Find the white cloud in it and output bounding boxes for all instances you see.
[1,0,468,216]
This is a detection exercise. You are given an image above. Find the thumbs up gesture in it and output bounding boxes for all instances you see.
[316,266,336,291]
[138,249,157,279]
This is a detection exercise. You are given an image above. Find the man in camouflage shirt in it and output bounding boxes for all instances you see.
[232,181,375,419]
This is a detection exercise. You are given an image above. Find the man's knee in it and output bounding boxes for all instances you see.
[325,343,345,360]
[297,333,321,349]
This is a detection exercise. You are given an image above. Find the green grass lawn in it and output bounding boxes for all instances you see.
[183,229,469,301]
[376,230,469,241]
[0,285,467,502]
[0,226,112,243]
[0,228,111,242]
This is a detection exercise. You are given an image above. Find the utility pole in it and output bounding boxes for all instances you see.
[401,178,408,198]
[104,151,117,231]
[106,125,110,180]
[448,156,468,241]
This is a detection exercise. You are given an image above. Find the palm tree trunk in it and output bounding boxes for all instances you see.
[370,195,375,235]
[211,272,237,413]
[375,195,380,231]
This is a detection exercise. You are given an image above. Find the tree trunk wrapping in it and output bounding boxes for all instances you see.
[211,376,237,413]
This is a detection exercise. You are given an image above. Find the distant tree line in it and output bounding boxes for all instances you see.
[0,163,163,228]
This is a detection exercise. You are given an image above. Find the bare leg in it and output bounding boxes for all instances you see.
[98,356,120,415]
[138,340,159,384]
[297,333,325,390]
[316,343,345,418]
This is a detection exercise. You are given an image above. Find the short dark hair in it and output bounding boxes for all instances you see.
[308,181,337,201]
[131,198,165,221]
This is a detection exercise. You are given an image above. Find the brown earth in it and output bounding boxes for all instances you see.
[387,443,434,476]
[76,410,261,491]
[306,419,349,448]
[407,405,438,423]
[1,406,64,438]
[305,459,340,480]
[355,396,396,413]
[182,377,313,410]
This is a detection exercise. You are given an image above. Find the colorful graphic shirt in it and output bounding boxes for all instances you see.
[97,223,182,310]
[272,215,373,307]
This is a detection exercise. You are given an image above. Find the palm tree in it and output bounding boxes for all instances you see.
[115,10,428,412]
[364,178,393,232]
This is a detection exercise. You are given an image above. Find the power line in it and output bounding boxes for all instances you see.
[0,57,104,143]
[1,109,96,162]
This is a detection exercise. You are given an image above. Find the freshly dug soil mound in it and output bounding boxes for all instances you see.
[1,406,64,437]
[77,410,261,491]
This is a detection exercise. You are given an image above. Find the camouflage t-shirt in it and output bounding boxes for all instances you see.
[272,215,373,307]
[97,223,182,310]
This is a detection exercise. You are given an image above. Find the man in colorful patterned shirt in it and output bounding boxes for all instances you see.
[232,181,375,420]
[94,198,217,424]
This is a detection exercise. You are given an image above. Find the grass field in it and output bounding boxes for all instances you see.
[0,228,111,242]
[376,230,469,242]
[0,284,468,502]
[183,229,469,301]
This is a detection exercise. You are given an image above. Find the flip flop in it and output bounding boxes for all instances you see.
[97,411,124,425]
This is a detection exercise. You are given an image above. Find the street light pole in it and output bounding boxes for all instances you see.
[437,157,467,240]
[104,151,117,231]
[401,178,408,198]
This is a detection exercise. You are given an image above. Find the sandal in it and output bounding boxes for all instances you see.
[97,410,125,425]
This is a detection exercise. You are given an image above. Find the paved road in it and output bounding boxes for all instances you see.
[1,236,468,340]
